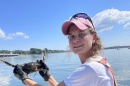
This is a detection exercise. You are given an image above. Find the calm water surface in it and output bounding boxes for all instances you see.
[0,49,130,86]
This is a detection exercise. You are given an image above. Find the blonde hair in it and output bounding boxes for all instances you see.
[88,28,103,56]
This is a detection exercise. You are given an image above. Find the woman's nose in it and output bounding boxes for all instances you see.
[73,36,80,42]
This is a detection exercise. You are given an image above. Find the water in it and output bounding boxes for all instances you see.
[0,49,130,86]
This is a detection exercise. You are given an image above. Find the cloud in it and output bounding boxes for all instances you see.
[124,22,130,29]
[0,28,29,40]
[0,28,6,38]
[92,8,130,32]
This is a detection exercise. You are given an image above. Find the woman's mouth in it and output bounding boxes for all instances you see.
[74,44,83,48]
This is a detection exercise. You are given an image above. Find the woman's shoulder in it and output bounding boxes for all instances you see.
[82,59,108,76]
[85,61,106,70]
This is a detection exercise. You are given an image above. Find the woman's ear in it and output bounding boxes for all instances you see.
[92,33,96,43]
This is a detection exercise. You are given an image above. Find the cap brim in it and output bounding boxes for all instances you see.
[62,21,89,35]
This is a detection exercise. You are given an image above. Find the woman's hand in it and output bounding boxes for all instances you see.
[13,64,31,84]
[38,60,51,81]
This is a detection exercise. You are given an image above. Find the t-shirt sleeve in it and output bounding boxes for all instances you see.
[64,64,98,86]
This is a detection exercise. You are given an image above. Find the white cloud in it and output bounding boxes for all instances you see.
[124,22,130,29]
[0,28,29,40]
[92,8,130,32]
[23,35,29,39]
[16,32,25,36]
[0,28,6,38]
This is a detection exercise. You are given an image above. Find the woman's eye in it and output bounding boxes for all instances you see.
[79,33,86,38]
[68,35,75,40]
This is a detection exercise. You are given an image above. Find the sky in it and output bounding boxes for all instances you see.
[0,0,130,51]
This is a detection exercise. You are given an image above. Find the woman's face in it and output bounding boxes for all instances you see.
[68,24,95,55]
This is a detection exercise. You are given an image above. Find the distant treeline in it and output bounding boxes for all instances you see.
[104,45,130,49]
[0,48,66,54]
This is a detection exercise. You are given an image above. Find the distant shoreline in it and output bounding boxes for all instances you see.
[104,45,130,50]
[0,45,130,56]
[0,54,19,57]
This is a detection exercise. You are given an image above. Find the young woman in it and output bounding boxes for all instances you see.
[13,13,118,86]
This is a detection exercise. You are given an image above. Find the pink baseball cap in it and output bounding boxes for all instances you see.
[62,13,95,35]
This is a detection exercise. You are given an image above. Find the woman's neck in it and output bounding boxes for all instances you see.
[78,53,90,64]
[78,53,99,64]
